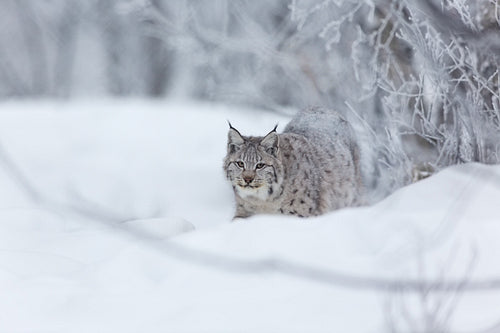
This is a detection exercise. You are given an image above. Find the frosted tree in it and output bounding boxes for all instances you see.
[0,0,174,97]
[286,0,500,198]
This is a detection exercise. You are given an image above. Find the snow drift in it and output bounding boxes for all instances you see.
[0,100,499,332]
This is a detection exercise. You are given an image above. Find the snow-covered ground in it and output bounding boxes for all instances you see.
[0,100,499,333]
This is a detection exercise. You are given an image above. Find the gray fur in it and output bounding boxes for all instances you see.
[224,106,363,219]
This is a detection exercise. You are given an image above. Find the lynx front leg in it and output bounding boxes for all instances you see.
[233,203,254,220]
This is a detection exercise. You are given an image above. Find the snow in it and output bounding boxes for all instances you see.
[125,217,196,239]
[0,100,499,332]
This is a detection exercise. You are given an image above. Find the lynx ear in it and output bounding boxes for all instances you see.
[227,122,244,153]
[260,126,279,157]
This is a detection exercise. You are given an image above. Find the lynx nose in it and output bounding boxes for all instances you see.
[243,174,254,184]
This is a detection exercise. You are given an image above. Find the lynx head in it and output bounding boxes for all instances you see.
[224,123,283,200]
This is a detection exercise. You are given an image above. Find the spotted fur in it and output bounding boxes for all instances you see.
[223,107,363,219]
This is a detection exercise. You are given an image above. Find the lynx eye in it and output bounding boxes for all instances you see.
[235,161,245,168]
[255,163,266,169]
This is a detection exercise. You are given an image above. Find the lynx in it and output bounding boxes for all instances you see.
[223,106,363,219]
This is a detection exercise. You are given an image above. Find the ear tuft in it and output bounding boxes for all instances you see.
[260,130,279,157]
[227,124,244,153]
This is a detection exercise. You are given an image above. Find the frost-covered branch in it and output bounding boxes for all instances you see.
[319,0,500,196]
[3,137,500,296]
[0,141,140,223]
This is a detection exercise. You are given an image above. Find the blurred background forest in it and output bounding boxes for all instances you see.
[1,0,499,196]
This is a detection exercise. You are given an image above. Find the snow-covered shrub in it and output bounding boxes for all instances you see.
[287,0,500,198]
